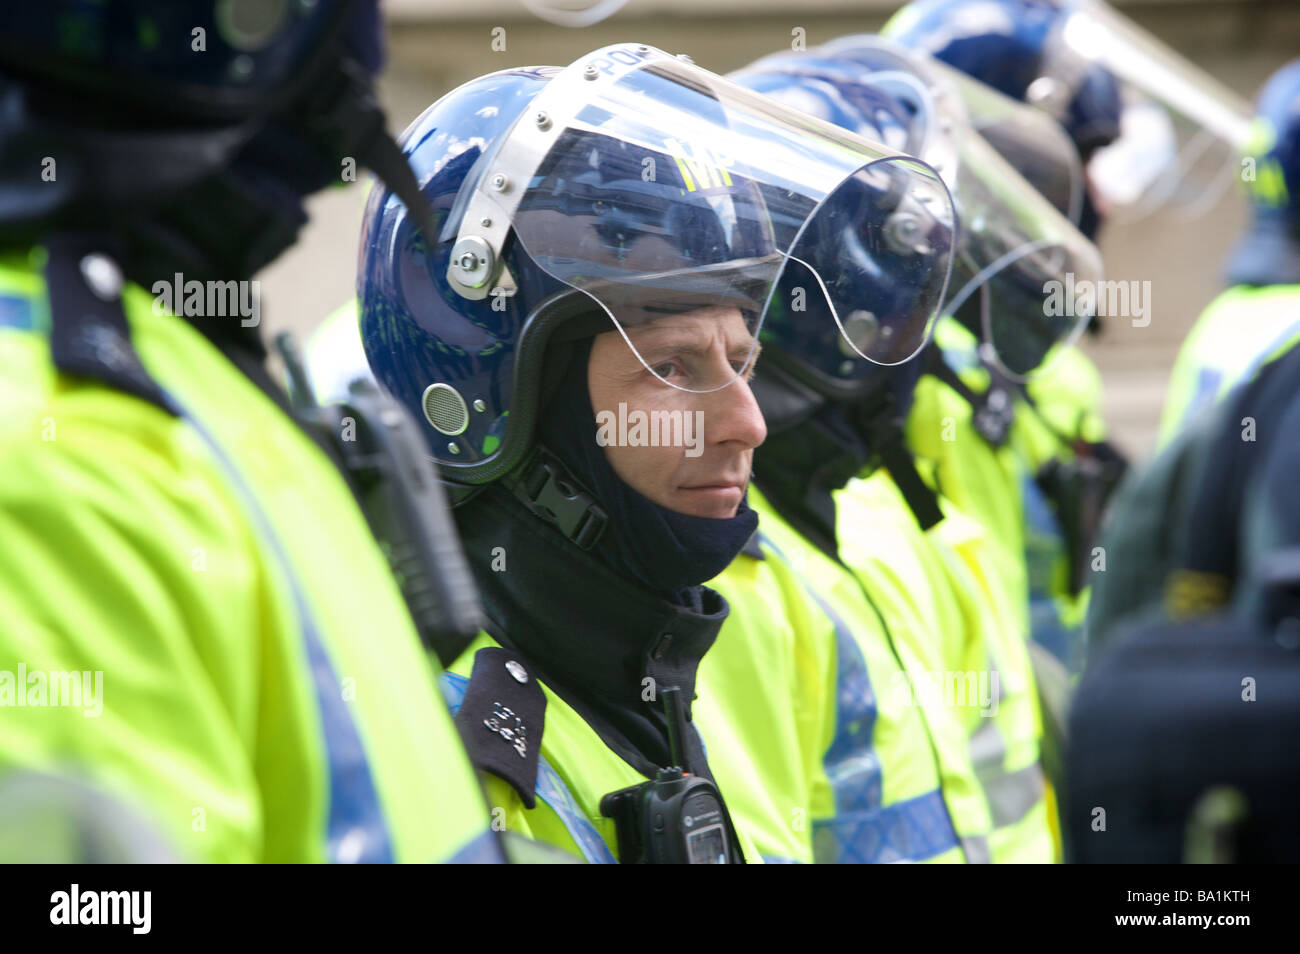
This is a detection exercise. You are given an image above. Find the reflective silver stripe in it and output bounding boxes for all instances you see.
[969,719,1007,773]
[961,835,992,865]
[984,762,1046,829]
[969,709,1046,830]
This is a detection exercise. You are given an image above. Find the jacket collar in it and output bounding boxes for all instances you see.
[456,483,728,778]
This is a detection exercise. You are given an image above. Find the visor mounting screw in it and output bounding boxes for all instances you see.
[479,217,492,228]
[449,236,496,288]
[473,399,487,413]
[534,111,552,130]
[883,213,929,256]
[584,64,599,80]
[490,173,510,192]
[447,442,461,455]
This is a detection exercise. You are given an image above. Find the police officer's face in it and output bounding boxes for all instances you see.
[588,305,766,519]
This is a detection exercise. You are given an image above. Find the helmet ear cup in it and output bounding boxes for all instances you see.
[422,384,471,436]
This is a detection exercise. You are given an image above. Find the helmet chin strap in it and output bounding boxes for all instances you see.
[308,57,442,248]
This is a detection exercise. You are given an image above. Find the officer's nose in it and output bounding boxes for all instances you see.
[700,375,766,451]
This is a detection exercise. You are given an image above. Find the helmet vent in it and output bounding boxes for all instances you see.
[422,384,470,436]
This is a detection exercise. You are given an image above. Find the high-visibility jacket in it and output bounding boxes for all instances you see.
[307,303,817,864]
[838,470,1056,862]
[908,319,1107,669]
[733,487,976,862]
[0,248,499,863]
[1159,284,1300,445]
[446,628,804,864]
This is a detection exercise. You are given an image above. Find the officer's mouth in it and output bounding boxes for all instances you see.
[676,479,747,512]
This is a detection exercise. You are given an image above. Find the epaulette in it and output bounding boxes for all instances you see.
[43,233,177,416]
[455,647,547,809]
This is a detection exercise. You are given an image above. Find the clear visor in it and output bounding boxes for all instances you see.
[1041,0,1253,221]
[819,39,1102,378]
[1087,91,1239,224]
[446,44,957,392]
[818,34,1085,223]
[914,64,1102,379]
[936,62,1086,225]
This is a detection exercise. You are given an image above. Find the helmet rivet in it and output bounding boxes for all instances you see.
[491,173,509,192]
[473,399,487,413]
[534,110,552,130]
[637,45,651,53]
[447,442,461,455]
[479,217,492,228]
[584,64,599,79]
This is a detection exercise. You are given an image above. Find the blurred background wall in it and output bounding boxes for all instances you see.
[260,0,1300,460]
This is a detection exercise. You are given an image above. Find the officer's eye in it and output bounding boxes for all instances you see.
[651,361,681,380]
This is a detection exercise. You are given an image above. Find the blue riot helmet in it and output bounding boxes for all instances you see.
[727,51,937,417]
[359,45,958,506]
[820,33,1085,224]
[734,43,1103,382]
[0,1,366,124]
[885,0,1254,226]
[883,0,1120,155]
[1226,60,1300,287]
[0,1,435,283]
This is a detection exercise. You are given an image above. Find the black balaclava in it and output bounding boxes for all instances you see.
[753,357,922,559]
[538,336,759,602]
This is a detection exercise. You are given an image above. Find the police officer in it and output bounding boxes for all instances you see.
[724,45,1095,862]
[768,35,1113,676]
[885,0,1254,671]
[0,1,502,862]
[343,44,961,862]
[1160,60,1300,443]
[1086,63,1300,648]
[877,5,1125,670]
